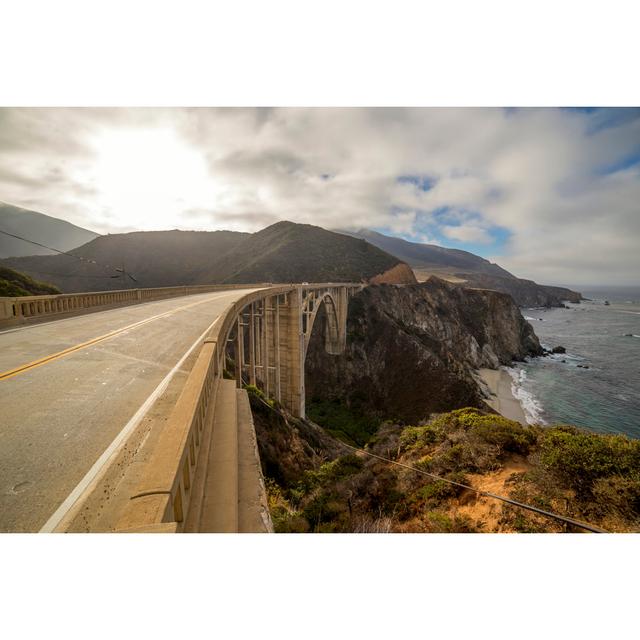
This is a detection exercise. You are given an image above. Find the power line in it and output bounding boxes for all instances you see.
[5,269,122,280]
[245,384,608,533]
[0,228,96,261]
[0,227,140,286]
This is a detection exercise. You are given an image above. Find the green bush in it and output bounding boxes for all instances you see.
[297,454,364,493]
[424,511,478,533]
[399,423,445,451]
[307,398,380,446]
[591,476,640,520]
[540,427,640,498]
[0,266,60,296]
[468,416,536,455]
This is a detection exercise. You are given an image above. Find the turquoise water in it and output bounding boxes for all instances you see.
[511,287,640,439]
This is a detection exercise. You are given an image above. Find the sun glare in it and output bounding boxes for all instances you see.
[88,128,217,231]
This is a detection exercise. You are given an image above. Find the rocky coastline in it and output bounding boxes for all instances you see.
[305,277,542,424]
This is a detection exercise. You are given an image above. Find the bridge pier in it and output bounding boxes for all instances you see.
[231,286,356,419]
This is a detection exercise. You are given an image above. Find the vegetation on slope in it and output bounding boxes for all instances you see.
[306,398,380,447]
[262,405,640,533]
[0,266,60,296]
[2,229,250,292]
[2,221,414,292]
[209,221,411,284]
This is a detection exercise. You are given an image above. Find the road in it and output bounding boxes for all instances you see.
[0,288,259,532]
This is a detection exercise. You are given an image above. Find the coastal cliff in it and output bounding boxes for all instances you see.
[305,277,542,423]
[456,273,582,307]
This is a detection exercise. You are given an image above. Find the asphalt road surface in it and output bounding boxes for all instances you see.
[0,288,259,532]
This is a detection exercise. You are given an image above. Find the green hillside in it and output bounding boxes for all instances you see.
[2,222,413,292]
[207,221,405,284]
[0,266,61,297]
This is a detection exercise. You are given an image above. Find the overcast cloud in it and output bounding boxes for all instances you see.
[0,107,638,286]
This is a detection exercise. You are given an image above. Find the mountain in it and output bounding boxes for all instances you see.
[1,229,250,292]
[0,266,60,297]
[339,228,582,307]
[340,228,514,279]
[0,202,100,258]
[204,221,415,285]
[1,221,415,293]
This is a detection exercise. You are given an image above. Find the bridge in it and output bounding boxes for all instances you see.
[0,282,361,533]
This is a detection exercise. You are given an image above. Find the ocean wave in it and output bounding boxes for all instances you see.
[524,316,542,321]
[506,367,546,425]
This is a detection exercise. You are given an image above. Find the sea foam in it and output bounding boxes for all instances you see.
[506,367,546,425]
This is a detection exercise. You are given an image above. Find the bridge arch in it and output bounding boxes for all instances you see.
[301,289,344,360]
[224,285,355,419]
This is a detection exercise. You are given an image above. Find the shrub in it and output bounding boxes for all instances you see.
[468,416,537,455]
[297,454,364,493]
[540,427,640,498]
[307,398,380,446]
[424,511,478,533]
[399,423,446,451]
[591,476,640,521]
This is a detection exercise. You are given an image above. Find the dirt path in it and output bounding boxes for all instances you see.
[453,456,532,532]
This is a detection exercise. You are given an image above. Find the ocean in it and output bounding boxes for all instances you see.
[510,286,640,439]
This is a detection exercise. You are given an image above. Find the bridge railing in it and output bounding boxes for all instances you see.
[0,283,273,326]
[117,283,361,532]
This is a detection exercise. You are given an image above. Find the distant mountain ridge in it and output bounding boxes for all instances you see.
[339,228,582,307]
[339,228,514,279]
[2,221,415,293]
[0,202,100,258]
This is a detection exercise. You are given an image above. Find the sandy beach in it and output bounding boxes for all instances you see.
[476,368,528,425]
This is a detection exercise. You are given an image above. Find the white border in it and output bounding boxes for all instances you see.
[1,0,638,637]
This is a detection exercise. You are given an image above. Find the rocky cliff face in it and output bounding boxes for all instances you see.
[305,278,542,423]
[368,262,417,285]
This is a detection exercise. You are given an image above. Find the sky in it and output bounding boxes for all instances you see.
[0,107,638,287]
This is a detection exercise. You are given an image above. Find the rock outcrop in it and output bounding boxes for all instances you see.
[368,262,417,285]
[305,278,542,423]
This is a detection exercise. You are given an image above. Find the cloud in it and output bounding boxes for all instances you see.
[0,107,638,285]
[442,224,492,245]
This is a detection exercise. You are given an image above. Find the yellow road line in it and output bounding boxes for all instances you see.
[0,292,239,382]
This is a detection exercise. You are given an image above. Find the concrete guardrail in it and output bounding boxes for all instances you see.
[0,283,272,327]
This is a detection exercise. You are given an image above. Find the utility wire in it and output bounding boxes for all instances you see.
[0,228,96,261]
[0,227,139,286]
[243,381,608,533]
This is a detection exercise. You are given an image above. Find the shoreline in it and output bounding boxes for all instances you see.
[476,367,528,425]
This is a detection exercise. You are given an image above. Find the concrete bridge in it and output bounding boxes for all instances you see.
[0,282,361,533]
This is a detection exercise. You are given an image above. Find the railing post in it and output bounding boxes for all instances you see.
[236,315,244,388]
[249,302,256,386]
[262,297,269,396]
[274,295,281,403]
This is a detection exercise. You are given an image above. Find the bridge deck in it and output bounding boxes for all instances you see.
[0,288,260,532]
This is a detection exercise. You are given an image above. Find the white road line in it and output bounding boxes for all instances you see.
[39,313,222,533]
